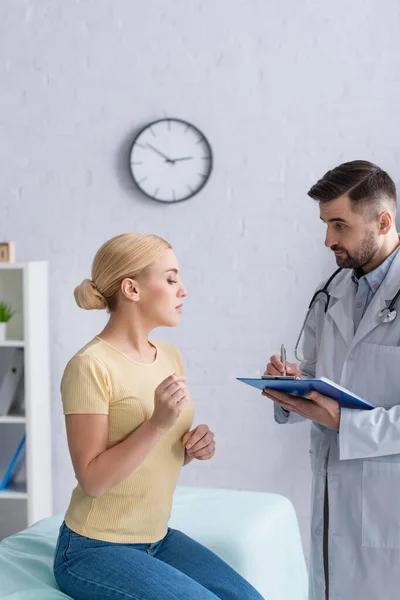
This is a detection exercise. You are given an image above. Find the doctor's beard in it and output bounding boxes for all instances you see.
[331,227,380,269]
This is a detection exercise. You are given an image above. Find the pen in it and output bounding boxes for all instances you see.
[281,344,287,376]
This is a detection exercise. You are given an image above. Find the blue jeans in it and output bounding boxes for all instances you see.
[53,522,264,600]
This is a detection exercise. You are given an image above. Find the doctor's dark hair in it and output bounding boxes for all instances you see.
[307,160,397,215]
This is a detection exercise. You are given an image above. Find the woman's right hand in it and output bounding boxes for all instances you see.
[150,374,188,433]
[264,355,302,378]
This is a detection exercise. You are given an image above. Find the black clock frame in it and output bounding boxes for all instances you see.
[129,118,213,203]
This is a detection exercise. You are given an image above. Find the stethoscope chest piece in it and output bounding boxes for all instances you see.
[378,307,397,324]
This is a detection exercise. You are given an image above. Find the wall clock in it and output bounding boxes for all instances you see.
[129,118,213,203]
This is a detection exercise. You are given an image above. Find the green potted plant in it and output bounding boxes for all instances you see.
[0,301,15,341]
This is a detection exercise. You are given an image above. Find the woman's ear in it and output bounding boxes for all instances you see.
[120,278,140,302]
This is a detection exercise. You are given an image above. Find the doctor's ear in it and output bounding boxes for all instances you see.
[377,211,393,235]
[120,278,140,302]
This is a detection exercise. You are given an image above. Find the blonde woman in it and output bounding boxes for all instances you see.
[53,234,263,600]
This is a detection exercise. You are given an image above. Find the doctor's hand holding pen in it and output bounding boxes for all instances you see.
[262,353,341,432]
[264,353,302,379]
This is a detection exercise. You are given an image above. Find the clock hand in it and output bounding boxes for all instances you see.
[147,143,174,163]
[172,156,194,162]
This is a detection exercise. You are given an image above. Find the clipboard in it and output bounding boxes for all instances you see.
[236,376,374,410]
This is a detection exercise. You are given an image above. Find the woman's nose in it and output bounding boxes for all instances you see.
[179,285,188,298]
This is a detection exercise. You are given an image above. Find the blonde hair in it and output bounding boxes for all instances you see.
[74,233,172,311]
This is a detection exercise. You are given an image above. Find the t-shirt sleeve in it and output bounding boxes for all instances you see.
[61,355,110,415]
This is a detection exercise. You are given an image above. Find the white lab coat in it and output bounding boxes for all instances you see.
[275,249,400,600]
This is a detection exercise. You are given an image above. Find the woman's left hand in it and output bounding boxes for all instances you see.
[182,424,215,462]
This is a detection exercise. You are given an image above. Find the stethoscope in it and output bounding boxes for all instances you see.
[294,267,400,363]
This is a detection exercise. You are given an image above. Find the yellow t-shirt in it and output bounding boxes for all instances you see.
[61,337,194,543]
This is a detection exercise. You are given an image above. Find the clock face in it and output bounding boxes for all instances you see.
[130,119,213,202]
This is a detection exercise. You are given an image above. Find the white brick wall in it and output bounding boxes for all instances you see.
[1,0,400,560]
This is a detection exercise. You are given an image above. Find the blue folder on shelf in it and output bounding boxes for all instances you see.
[0,434,26,491]
[236,376,374,410]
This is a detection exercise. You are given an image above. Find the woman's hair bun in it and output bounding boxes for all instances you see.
[73,279,108,310]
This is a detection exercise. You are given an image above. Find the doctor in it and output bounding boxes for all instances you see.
[264,160,400,600]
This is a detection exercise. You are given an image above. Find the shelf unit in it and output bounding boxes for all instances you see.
[0,340,25,347]
[0,415,26,424]
[0,262,52,539]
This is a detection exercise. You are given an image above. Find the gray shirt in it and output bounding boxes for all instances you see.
[352,247,400,332]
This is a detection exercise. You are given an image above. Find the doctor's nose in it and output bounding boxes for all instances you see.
[325,230,338,248]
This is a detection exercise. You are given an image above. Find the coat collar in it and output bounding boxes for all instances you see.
[326,247,400,349]
[326,272,354,347]
[351,248,400,346]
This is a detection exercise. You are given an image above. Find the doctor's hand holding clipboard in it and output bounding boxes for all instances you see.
[262,351,341,432]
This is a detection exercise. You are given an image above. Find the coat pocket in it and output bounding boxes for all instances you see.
[362,461,400,549]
